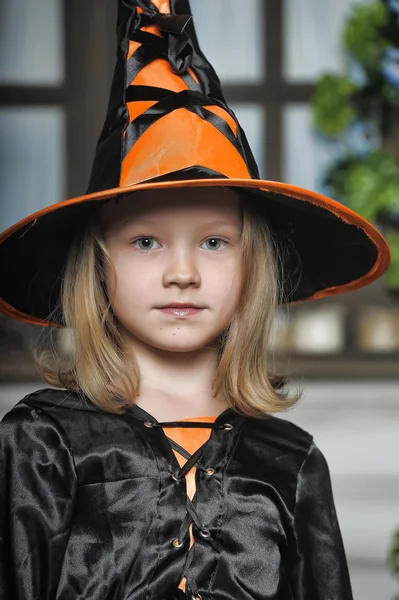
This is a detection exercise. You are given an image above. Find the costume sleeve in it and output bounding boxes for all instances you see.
[290,440,354,600]
[0,402,77,600]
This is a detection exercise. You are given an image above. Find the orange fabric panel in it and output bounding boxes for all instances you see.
[188,67,200,85]
[204,106,237,135]
[131,58,190,91]
[164,416,216,500]
[140,25,163,37]
[120,109,252,186]
[149,0,171,12]
[163,416,217,594]
[128,40,142,61]
[127,100,158,122]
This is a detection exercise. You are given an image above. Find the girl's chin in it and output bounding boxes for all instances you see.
[119,327,221,353]
[152,342,212,353]
[148,336,219,354]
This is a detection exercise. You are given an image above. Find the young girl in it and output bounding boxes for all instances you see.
[0,1,390,599]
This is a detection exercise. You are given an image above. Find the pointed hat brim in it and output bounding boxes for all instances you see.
[0,175,390,327]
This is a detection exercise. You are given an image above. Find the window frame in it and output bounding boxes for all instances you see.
[0,0,116,382]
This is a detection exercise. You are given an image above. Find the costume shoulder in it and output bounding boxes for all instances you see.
[2,386,100,432]
[0,389,83,453]
[244,413,353,597]
[289,435,354,598]
[0,387,81,488]
[0,388,78,599]
[7,386,97,414]
[245,411,314,460]
[269,412,314,445]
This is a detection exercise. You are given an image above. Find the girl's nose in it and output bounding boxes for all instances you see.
[162,252,201,288]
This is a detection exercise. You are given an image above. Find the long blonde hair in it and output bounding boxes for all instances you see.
[34,191,301,416]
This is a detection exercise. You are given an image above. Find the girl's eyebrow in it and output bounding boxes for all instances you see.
[196,220,240,228]
[124,219,239,228]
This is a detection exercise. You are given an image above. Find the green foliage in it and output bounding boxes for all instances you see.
[326,149,399,221]
[311,0,399,295]
[312,75,358,136]
[386,233,399,288]
[342,2,390,70]
[388,529,399,593]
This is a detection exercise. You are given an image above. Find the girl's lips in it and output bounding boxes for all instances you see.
[157,307,204,317]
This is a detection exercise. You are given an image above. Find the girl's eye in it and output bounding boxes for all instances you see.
[131,236,228,252]
[132,237,160,251]
[202,237,228,251]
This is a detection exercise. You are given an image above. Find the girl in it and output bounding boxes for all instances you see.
[0,1,390,599]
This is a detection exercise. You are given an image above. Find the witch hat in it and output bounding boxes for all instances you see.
[0,0,391,327]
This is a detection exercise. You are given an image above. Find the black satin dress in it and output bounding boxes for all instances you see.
[0,388,353,599]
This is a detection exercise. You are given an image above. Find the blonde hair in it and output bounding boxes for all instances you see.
[34,191,301,416]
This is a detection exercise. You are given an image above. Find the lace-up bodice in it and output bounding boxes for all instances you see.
[145,415,225,599]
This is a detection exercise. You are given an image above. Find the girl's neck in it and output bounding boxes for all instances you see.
[133,392,230,422]
[126,336,228,421]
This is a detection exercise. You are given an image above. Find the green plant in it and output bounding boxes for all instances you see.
[388,528,399,599]
[387,231,399,288]
[313,74,358,135]
[343,2,390,69]
[311,0,399,292]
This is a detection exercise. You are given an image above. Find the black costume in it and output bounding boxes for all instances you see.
[0,389,353,599]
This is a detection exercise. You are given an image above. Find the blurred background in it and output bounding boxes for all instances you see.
[0,0,399,597]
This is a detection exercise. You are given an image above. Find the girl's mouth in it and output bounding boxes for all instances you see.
[157,308,204,317]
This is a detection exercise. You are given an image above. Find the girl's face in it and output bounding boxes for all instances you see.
[100,187,243,354]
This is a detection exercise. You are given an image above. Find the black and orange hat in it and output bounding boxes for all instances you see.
[0,0,391,327]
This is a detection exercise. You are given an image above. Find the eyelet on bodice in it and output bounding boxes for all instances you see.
[199,529,211,538]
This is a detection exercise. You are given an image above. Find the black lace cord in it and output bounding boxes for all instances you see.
[169,439,214,539]
[170,436,217,599]
[132,11,195,76]
[149,420,227,598]
[167,438,207,469]
[151,421,225,429]
[127,29,200,91]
